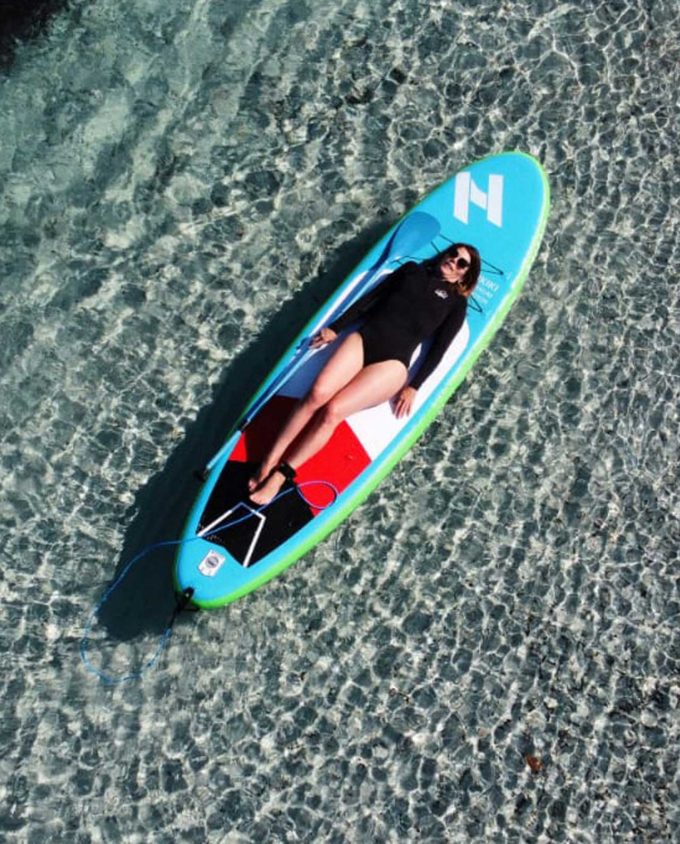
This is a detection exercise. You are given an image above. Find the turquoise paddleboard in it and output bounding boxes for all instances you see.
[175,151,550,608]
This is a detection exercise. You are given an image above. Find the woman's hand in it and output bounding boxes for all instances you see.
[393,385,417,419]
[310,327,338,349]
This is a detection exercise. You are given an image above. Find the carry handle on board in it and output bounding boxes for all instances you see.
[202,212,440,477]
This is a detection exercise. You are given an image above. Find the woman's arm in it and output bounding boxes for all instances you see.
[409,297,467,391]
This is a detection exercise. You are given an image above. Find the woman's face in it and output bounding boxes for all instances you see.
[440,247,472,284]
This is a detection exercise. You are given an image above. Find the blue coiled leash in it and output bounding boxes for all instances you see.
[80,480,339,685]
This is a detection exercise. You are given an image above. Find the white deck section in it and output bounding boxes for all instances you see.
[280,321,470,460]
[346,322,469,459]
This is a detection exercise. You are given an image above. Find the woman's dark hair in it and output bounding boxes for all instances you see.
[424,242,481,295]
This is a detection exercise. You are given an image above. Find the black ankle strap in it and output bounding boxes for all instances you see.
[277,462,297,482]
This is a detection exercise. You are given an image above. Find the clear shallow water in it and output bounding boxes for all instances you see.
[1,0,679,840]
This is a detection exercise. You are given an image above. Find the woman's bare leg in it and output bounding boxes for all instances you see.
[248,332,364,490]
[250,359,407,505]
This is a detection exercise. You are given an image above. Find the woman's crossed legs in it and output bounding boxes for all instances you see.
[249,332,407,506]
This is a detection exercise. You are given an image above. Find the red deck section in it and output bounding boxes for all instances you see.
[230,395,371,513]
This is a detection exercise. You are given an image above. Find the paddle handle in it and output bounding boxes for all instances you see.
[205,429,241,474]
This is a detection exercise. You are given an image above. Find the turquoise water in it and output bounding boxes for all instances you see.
[1,0,678,840]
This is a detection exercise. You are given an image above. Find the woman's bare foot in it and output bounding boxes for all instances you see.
[249,467,288,506]
[248,462,275,493]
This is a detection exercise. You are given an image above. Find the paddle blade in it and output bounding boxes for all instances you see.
[385,211,441,261]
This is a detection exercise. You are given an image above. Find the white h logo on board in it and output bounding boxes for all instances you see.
[454,172,504,227]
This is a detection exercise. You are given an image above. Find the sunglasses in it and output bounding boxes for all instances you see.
[444,252,470,271]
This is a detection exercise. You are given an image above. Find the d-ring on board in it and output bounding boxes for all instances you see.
[198,502,266,569]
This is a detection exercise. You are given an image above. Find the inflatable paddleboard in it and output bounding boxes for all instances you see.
[175,151,550,609]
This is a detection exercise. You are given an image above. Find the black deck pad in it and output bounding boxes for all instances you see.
[198,461,314,566]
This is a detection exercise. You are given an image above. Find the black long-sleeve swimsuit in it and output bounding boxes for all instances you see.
[329,261,467,390]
